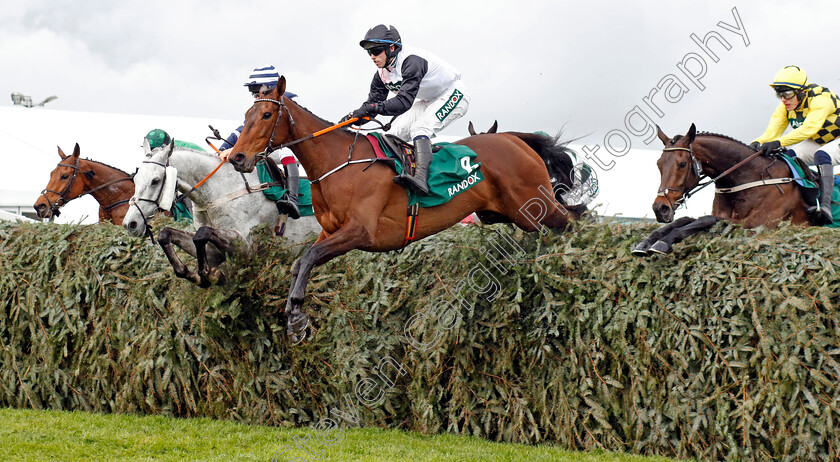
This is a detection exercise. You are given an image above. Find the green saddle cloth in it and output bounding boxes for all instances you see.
[174,140,206,151]
[256,161,314,217]
[171,201,193,223]
[368,133,484,207]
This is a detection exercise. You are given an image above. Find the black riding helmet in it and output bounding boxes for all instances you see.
[360,24,402,60]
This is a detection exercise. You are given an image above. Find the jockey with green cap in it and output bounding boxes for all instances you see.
[145,128,205,152]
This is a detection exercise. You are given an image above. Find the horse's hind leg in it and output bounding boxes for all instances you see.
[158,227,201,285]
[632,216,696,256]
[286,223,373,343]
[648,215,721,254]
[193,226,241,287]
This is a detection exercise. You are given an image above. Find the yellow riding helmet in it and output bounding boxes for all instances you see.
[770,65,808,89]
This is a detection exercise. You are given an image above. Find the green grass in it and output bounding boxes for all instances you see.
[0,408,686,462]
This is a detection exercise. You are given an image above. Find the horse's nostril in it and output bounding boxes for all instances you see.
[231,153,245,166]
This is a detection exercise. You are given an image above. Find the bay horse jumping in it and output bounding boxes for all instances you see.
[633,123,812,256]
[34,144,134,225]
[227,76,586,342]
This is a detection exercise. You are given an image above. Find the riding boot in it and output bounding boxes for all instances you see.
[276,163,301,219]
[393,136,431,195]
[807,163,835,225]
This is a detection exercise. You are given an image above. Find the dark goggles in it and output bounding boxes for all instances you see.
[775,89,797,100]
[366,46,387,56]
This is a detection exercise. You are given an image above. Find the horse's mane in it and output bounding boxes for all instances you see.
[174,146,217,158]
[696,131,752,149]
[80,158,131,177]
[281,97,344,132]
[146,146,219,161]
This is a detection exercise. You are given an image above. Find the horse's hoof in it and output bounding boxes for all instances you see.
[207,267,226,285]
[648,240,673,255]
[631,241,652,257]
[286,311,309,344]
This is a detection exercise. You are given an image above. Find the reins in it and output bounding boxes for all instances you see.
[659,145,776,209]
[250,96,391,184]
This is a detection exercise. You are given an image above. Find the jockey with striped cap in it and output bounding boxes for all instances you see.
[221,65,302,219]
[751,65,840,225]
[340,25,470,195]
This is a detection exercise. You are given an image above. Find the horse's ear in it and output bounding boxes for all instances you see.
[142,137,151,155]
[489,120,498,134]
[164,138,175,158]
[687,123,697,143]
[72,143,81,158]
[277,76,286,96]
[656,125,670,146]
[468,121,477,136]
[57,146,67,159]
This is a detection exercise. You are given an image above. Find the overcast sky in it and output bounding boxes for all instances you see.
[2,0,839,221]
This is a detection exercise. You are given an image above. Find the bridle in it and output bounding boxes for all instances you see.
[128,157,175,243]
[39,156,133,217]
[251,96,294,162]
[657,141,779,210]
[656,146,706,210]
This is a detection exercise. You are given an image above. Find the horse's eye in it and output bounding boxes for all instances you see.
[678,162,687,169]
[262,112,272,119]
[60,174,69,180]
[152,178,161,185]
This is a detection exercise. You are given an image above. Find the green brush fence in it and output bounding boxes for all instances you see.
[1,218,839,461]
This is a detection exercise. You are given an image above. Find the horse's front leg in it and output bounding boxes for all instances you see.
[632,216,696,256]
[193,226,241,287]
[648,215,721,254]
[158,227,201,284]
[286,223,373,343]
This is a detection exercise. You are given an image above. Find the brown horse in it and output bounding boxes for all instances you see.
[34,144,135,225]
[633,123,812,256]
[227,76,585,342]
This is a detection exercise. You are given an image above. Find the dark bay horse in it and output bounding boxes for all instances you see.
[227,76,585,342]
[633,124,811,256]
[34,144,134,225]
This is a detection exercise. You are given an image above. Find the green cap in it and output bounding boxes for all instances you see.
[145,129,172,149]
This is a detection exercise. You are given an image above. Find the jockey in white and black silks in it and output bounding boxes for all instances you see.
[341,24,470,195]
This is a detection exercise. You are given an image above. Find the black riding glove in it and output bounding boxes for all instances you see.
[749,141,761,151]
[339,103,377,125]
[758,140,781,153]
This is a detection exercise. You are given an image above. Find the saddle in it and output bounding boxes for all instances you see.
[374,134,443,176]
[777,152,820,206]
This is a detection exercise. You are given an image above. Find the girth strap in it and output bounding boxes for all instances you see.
[715,177,800,194]
[404,203,420,246]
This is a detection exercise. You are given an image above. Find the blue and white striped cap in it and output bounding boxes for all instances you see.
[243,65,280,88]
